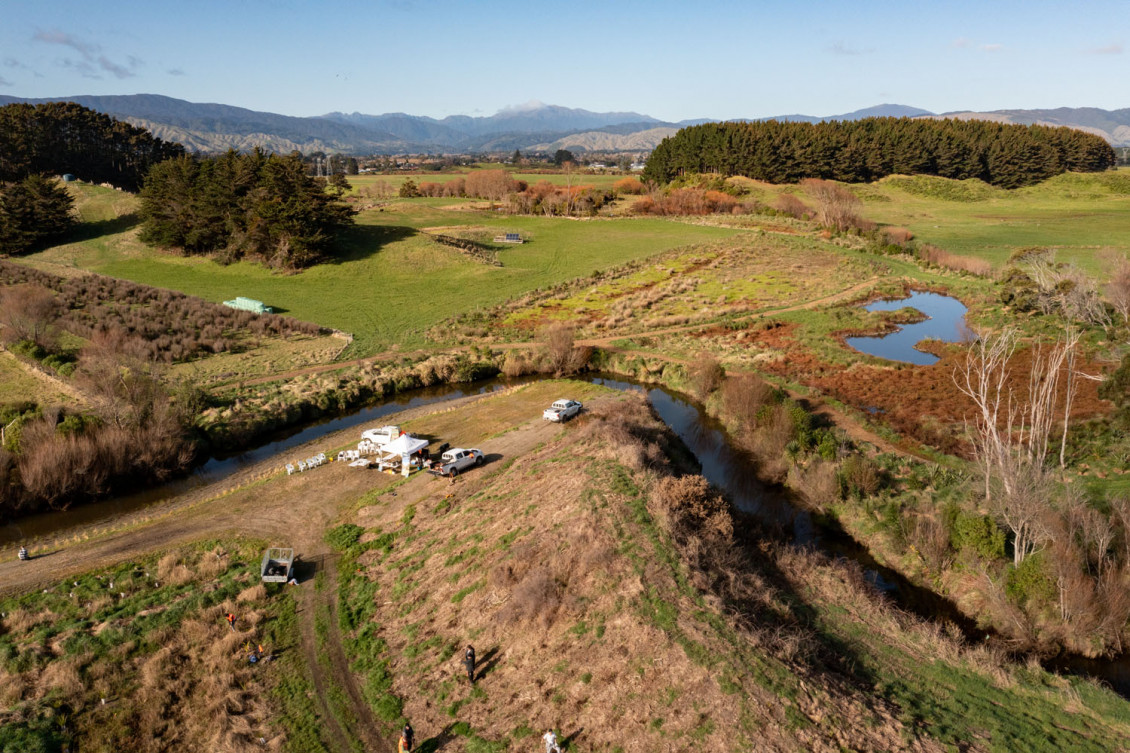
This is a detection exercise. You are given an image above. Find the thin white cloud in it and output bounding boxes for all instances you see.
[1087,42,1123,54]
[167,67,186,76]
[951,37,972,49]
[980,43,1003,52]
[33,28,139,79]
[829,41,872,55]
[4,58,44,78]
[98,55,133,79]
[33,29,98,58]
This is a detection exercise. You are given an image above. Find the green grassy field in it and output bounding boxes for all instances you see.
[20,170,1130,361]
[348,170,628,192]
[857,170,1130,274]
[0,352,76,406]
[25,185,741,356]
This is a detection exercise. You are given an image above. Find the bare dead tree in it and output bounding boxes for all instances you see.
[1102,250,1130,325]
[1024,338,1069,469]
[954,328,1018,500]
[1020,249,1111,326]
[992,451,1053,566]
[1058,326,1082,468]
[801,178,862,231]
[0,284,59,349]
[954,326,1088,566]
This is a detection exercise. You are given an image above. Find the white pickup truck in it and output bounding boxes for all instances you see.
[360,425,401,446]
[543,399,583,422]
[432,448,484,477]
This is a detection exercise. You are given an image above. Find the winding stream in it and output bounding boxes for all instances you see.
[3,371,1126,693]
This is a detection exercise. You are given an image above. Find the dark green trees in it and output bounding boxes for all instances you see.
[138,150,354,270]
[643,118,1116,187]
[0,175,75,255]
[0,101,183,191]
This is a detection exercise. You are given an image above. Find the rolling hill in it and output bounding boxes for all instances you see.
[2,94,1128,153]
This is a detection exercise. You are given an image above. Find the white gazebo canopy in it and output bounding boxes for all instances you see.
[379,433,428,458]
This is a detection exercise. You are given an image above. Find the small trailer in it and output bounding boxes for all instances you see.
[261,547,295,583]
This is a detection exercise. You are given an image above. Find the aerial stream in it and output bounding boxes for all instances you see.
[2,371,1125,693]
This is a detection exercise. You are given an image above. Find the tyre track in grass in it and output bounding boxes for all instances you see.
[299,551,392,753]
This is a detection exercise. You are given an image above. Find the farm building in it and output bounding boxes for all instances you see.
[223,296,273,314]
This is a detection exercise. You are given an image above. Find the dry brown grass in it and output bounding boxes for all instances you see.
[236,584,266,603]
[1,547,277,752]
[347,391,965,751]
[918,244,993,276]
[788,458,840,508]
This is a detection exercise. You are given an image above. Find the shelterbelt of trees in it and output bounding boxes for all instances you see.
[138,149,356,270]
[0,101,184,191]
[0,102,185,255]
[642,117,1117,188]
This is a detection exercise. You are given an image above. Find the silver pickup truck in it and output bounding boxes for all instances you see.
[432,448,484,477]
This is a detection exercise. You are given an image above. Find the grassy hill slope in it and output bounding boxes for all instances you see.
[327,384,1130,752]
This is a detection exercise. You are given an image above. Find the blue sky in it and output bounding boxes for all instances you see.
[1,0,1125,121]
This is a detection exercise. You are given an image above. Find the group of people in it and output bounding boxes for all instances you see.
[394,644,563,752]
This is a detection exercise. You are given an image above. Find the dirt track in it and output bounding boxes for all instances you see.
[0,386,574,753]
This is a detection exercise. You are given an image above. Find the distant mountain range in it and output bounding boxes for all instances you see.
[2,94,1129,153]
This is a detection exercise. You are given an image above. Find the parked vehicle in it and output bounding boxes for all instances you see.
[431,448,484,477]
[543,399,583,422]
[361,425,401,446]
[261,547,295,583]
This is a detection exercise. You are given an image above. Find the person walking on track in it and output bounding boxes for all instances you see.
[464,644,476,684]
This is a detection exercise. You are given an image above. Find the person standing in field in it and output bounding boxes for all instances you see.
[225,612,236,632]
[464,644,476,684]
[402,723,414,751]
[543,729,562,753]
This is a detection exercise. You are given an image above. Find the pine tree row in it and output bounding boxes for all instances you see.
[642,117,1116,188]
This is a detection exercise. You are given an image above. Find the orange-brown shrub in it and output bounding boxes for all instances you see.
[464,169,517,201]
[690,353,726,399]
[721,374,774,435]
[631,188,742,216]
[613,177,644,195]
[773,193,809,218]
[881,226,914,246]
[630,195,658,215]
[918,244,993,276]
[651,475,734,542]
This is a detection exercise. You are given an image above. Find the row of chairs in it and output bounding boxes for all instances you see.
[285,452,327,475]
[357,439,379,455]
[337,449,364,462]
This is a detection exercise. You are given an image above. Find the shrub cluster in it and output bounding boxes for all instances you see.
[632,188,744,216]
[0,260,324,363]
[509,181,614,216]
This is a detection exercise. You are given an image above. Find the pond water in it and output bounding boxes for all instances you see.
[845,291,972,365]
